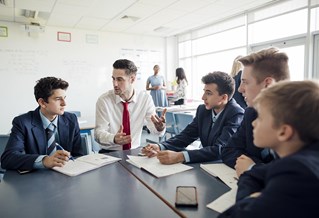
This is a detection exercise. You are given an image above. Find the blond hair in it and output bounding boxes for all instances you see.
[230,55,243,77]
[254,80,319,144]
[239,47,290,83]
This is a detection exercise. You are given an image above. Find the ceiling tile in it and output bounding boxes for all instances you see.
[15,0,56,12]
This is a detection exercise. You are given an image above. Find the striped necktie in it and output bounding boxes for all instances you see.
[212,115,217,127]
[46,123,56,155]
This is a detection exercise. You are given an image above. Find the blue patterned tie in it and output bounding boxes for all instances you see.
[212,115,217,127]
[46,123,56,155]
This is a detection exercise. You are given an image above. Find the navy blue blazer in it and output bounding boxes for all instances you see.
[221,107,274,168]
[219,141,319,218]
[1,107,84,170]
[161,99,244,163]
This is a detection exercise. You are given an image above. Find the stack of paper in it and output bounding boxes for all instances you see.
[53,154,121,176]
[200,163,238,189]
[201,163,238,213]
[206,187,237,213]
[127,155,193,178]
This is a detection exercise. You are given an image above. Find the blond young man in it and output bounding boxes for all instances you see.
[220,80,319,218]
[221,47,290,176]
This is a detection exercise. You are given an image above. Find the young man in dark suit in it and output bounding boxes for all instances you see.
[1,77,84,171]
[219,81,319,218]
[221,47,290,176]
[142,71,244,164]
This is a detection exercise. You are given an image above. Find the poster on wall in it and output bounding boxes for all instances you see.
[0,26,8,37]
[57,32,71,42]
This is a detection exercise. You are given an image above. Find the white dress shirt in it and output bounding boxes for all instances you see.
[95,89,165,150]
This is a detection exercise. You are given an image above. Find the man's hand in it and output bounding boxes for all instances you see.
[141,144,160,157]
[151,108,166,131]
[42,150,71,168]
[157,150,185,165]
[235,154,255,177]
[114,125,131,145]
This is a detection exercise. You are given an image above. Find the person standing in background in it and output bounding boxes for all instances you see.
[146,65,168,107]
[230,55,247,109]
[174,67,188,105]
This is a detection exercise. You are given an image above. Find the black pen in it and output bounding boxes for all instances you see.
[56,143,75,161]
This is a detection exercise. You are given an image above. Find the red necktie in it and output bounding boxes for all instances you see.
[122,102,131,150]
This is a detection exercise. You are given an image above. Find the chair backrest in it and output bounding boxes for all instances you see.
[80,133,91,155]
[165,111,178,135]
[69,111,81,117]
[0,134,10,173]
[0,134,9,158]
[174,113,194,134]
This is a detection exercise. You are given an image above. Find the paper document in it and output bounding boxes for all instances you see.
[127,155,193,178]
[200,163,238,189]
[207,187,237,213]
[53,154,121,176]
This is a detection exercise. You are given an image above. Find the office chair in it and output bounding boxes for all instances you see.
[174,113,194,134]
[80,133,92,155]
[162,111,178,141]
[68,111,81,117]
[0,134,10,175]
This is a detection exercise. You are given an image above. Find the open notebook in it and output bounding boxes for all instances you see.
[53,154,121,176]
[126,155,193,178]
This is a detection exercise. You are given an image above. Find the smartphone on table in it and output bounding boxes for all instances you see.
[175,186,198,207]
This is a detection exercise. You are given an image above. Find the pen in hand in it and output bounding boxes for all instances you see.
[55,143,75,161]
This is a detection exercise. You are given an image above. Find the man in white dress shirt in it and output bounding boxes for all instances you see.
[95,59,166,151]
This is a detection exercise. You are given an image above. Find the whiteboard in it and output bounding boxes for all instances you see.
[0,22,164,133]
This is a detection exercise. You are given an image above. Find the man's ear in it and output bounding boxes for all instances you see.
[277,124,294,142]
[38,98,46,108]
[130,75,136,83]
[264,77,276,88]
[221,94,229,102]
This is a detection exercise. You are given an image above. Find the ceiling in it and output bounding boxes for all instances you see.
[0,0,278,37]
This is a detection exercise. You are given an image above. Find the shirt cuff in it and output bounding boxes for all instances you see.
[159,144,166,150]
[182,151,190,163]
[247,163,256,171]
[33,155,47,169]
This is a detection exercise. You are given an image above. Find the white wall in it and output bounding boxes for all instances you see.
[0,21,166,134]
[165,36,179,89]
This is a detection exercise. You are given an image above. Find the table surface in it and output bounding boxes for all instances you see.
[0,162,180,218]
[111,149,230,218]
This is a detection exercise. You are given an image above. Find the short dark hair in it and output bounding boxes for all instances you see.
[34,77,69,102]
[239,47,290,83]
[113,59,137,76]
[201,71,235,99]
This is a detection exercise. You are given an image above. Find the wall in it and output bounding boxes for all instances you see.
[0,21,165,133]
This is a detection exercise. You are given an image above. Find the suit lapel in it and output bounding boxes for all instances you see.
[58,115,69,148]
[202,110,213,142]
[31,108,47,154]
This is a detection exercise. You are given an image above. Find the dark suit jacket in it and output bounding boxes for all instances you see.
[219,141,319,218]
[161,99,244,163]
[1,107,84,170]
[221,107,274,168]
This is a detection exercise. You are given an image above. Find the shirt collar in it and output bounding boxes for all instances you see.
[115,89,137,104]
[212,109,223,121]
[39,110,58,129]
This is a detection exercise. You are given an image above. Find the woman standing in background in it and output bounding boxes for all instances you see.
[146,65,168,107]
[174,67,188,105]
[230,55,247,109]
